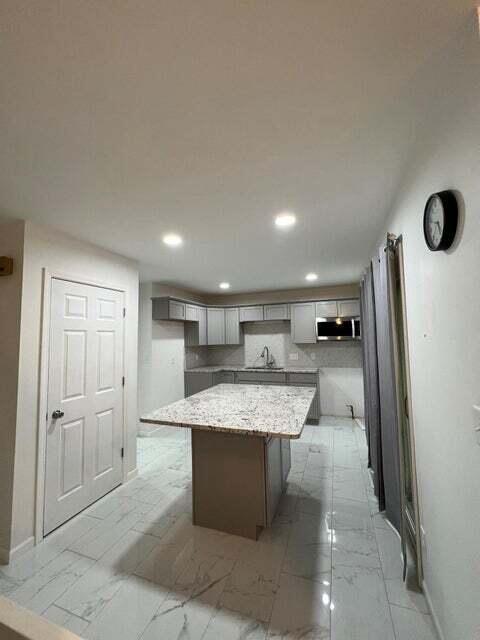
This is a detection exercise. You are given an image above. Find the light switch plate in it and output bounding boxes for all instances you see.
[289,352,299,361]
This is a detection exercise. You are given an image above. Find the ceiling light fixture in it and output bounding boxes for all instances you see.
[219,282,231,290]
[162,233,183,247]
[305,272,318,282]
[274,211,297,229]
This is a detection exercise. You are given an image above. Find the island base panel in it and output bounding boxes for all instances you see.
[191,430,267,540]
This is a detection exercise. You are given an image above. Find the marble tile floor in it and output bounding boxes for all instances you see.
[0,417,438,640]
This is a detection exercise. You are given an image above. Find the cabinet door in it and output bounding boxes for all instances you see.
[185,304,199,322]
[337,299,360,317]
[214,371,235,385]
[225,308,243,345]
[291,302,317,343]
[197,306,207,345]
[207,307,225,345]
[169,300,186,320]
[315,300,338,318]
[264,304,290,321]
[184,372,213,397]
[239,306,264,322]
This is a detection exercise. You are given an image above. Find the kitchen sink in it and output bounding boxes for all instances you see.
[245,366,284,371]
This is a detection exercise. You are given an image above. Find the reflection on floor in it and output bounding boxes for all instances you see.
[0,417,438,639]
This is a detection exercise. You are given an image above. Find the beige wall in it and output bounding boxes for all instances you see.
[0,220,25,560]
[375,20,479,640]
[8,221,139,555]
[205,283,359,306]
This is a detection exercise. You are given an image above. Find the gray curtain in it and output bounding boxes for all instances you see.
[360,263,384,509]
[372,245,402,534]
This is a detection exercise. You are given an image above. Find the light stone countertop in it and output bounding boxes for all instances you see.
[140,383,315,439]
[185,365,319,374]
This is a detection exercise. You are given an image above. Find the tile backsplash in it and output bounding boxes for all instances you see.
[188,321,362,369]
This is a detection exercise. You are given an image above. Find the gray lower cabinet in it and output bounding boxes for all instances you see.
[264,303,290,321]
[291,302,317,344]
[214,371,235,385]
[184,371,213,397]
[265,437,292,525]
[225,307,243,345]
[265,437,283,525]
[235,371,286,385]
[207,307,226,345]
[287,372,319,421]
[239,306,264,323]
[281,439,291,484]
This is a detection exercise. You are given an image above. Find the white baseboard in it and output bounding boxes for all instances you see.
[422,579,445,640]
[126,468,138,483]
[0,536,35,566]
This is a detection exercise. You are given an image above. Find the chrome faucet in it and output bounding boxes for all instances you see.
[260,345,275,368]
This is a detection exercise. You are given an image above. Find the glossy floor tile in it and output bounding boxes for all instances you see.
[0,420,438,639]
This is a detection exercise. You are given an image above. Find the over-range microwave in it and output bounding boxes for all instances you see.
[316,316,361,341]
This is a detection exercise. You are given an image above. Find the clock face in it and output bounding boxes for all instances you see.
[425,195,445,250]
[423,191,458,252]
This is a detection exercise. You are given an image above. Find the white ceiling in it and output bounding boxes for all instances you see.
[0,1,474,292]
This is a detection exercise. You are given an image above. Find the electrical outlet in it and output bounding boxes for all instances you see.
[289,352,299,361]
[310,352,316,360]
[195,354,199,361]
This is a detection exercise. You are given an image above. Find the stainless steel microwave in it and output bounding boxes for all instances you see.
[316,316,361,341]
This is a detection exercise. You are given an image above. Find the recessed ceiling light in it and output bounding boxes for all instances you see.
[305,272,318,282]
[162,233,183,247]
[219,282,231,290]
[274,211,297,229]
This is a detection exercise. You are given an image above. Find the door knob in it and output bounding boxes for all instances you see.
[52,410,64,420]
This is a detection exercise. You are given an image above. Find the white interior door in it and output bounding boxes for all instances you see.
[44,278,124,535]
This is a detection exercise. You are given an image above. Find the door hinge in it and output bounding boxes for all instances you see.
[122,376,125,387]
[121,447,124,459]
[123,307,126,318]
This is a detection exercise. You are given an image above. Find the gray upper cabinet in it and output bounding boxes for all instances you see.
[291,302,316,344]
[169,300,186,320]
[185,305,207,346]
[185,304,199,322]
[239,306,264,323]
[264,303,290,321]
[152,297,186,321]
[315,300,338,318]
[337,299,360,317]
[225,307,243,345]
[207,307,226,345]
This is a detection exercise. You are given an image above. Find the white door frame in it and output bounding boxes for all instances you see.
[35,269,127,544]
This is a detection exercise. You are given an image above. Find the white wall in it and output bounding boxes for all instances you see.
[138,283,191,422]
[376,19,479,640]
[0,220,25,560]
[318,368,364,418]
[9,220,139,555]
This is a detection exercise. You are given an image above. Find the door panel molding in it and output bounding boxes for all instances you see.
[35,270,126,544]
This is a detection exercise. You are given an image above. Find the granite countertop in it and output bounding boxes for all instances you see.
[185,365,319,374]
[140,383,315,439]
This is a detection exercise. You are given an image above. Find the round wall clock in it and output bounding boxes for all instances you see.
[423,190,458,251]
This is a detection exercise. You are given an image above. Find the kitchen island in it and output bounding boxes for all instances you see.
[140,383,315,539]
